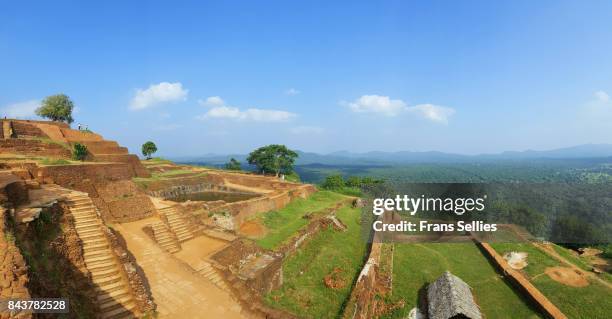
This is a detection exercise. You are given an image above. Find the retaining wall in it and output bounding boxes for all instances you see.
[0,139,71,158]
[477,241,567,319]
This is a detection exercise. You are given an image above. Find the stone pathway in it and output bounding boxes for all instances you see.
[115,218,247,319]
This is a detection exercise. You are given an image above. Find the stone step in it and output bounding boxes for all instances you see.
[71,210,97,217]
[175,232,191,239]
[157,237,174,245]
[68,202,93,208]
[71,207,95,213]
[174,227,190,234]
[75,220,100,228]
[83,241,109,251]
[101,301,135,319]
[74,215,98,223]
[88,260,117,272]
[85,254,114,265]
[78,229,104,239]
[68,199,91,205]
[97,287,129,303]
[84,249,111,259]
[99,294,133,313]
[91,266,120,279]
[76,224,101,232]
[83,237,107,245]
[94,274,124,290]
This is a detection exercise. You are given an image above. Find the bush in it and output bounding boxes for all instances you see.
[321,174,345,189]
[225,158,242,170]
[72,143,88,161]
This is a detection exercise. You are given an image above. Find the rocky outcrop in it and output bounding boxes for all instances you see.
[0,208,31,319]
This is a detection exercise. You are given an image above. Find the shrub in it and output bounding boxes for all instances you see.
[72,143,88,161]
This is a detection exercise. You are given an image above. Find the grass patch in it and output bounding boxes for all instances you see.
[25,137,71,150]
[38,158,72,165]
[265,206,367,318]
[132,170,207,188]
[386,243,541,319]
[142,157,174,165]
[255,191,348,250]
[491,243,612,319]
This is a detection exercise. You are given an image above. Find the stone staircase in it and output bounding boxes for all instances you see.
[150,221,181,253]
[195,261,230,292]
[65,192,137,319]
[2,120,13,139]
[159,206,195,242]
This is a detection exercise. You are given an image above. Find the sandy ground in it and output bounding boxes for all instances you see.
[545,266,589,287]
[115,218,247,319]
[238,220,267,239]
[173,235,229,266]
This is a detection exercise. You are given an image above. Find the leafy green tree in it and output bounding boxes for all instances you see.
[36,94,75,123]
[225,158,242,171]
[321,174,346,190]
[247,144,298,176]
[141,141,158,159]
[72,143,88,161]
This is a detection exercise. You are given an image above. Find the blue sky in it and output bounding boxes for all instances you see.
[2,0,612,156]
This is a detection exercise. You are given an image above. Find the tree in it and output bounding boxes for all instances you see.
[225,158,242,171]
[141,141,158,159]
[247,144,298,176]
[36,94,75,123]
[321,174,346,190]
[72,143,88,161]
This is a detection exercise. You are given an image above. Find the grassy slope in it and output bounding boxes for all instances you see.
[491,243,612,319]
[265,206,367,318]
[255,191,349,250]
[386,243,541,319]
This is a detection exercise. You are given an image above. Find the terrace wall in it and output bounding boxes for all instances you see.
[477,241,567,319]
[9,121,48,139]
[0,139,71,158]
[209,185,316,231]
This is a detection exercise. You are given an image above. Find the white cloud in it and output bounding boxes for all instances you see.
[197,96,296,122]
[1,100,40,118]
[285,88,300,96]
[345,94,455,123]
[130,82,188,110]
[201,106,295,122]
[346,95,407,116]
[595,90,610,102]
[199,96,225,106]
[407,104,455,124]
[290,125,324,134]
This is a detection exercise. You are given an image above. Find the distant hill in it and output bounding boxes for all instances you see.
[172,144,612,166]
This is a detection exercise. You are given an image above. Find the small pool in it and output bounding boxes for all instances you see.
[168,191,259,203]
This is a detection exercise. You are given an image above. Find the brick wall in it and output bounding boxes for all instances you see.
[10,121,48,138]
[37,163,135,186]
[0,139,71,158]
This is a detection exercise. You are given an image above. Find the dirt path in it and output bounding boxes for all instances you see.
[115,218,248,319]
[533,242,612,290]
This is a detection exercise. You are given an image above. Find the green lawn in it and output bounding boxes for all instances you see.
[491,243,612,319]
[265,206,367,318]
[255,191,349,250]
[386,243,541,319]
